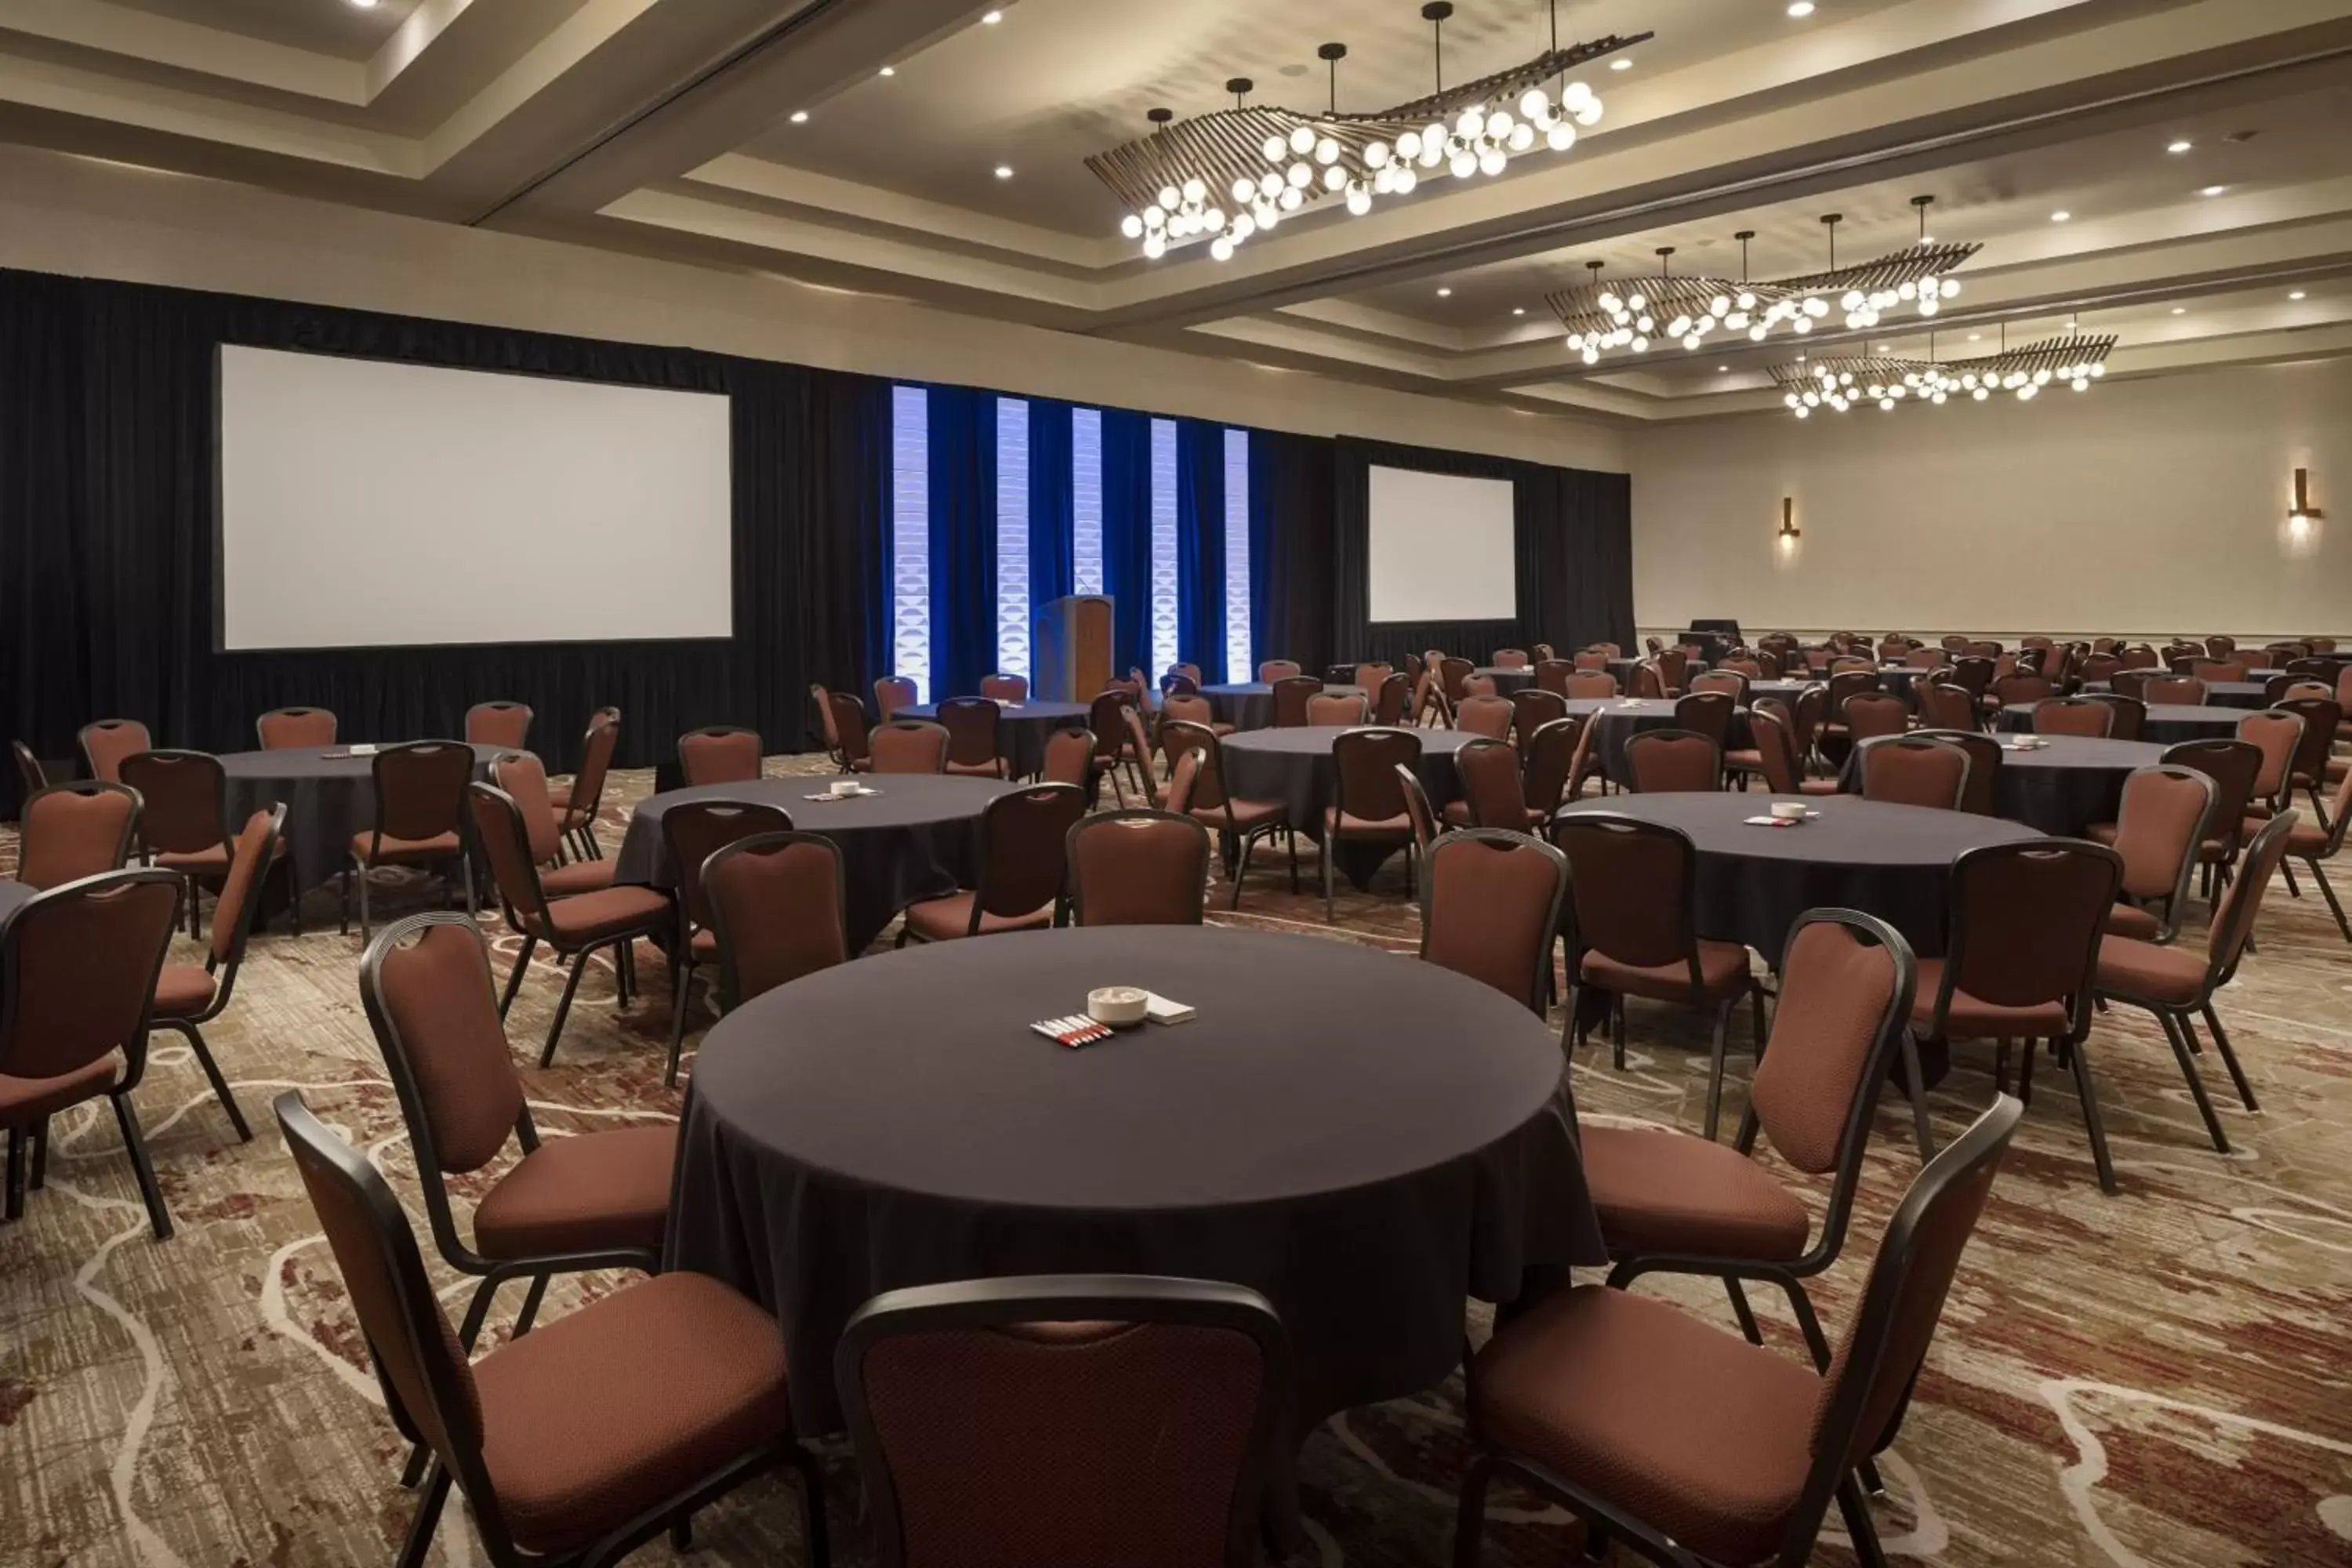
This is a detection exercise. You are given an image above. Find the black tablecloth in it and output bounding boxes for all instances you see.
[1555,793,2040,959]
[1473,666,1534,693]
[2082,680,2268,710]
[1200,684,1364,731]
[613,775,1017,950]
[901,701,1090,779]
[1563,699,1752,784]
[1838,736,2164,835]
[1219,727,1474,886]
[218,744,507,892]
[1606,657,1710,687]
[1998,702,2240,746]
[666,926,1606,1436]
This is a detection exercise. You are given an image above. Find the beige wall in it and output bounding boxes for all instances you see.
[1628,356,2352,644]
[0,145,1627,474]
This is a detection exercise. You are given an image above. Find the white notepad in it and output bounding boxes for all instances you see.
[1143,992,1196,1025]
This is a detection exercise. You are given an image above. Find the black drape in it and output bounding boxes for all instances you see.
[926,385,999,699]
[1099,408,1155,679]
[1249,429,1338,675]
[1330,436,1633,666]
[1176,420,1228,684]
[0,267,884,809]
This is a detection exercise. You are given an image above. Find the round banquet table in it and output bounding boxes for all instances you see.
[1607,655,1709,687]
[1998,701,2240,746]
[218,743,507,893]
[1219,725,1475,886]
[612,774,1018,951]
[2082,680,2269,710]
[665,925,1606,1439]
[1749,679,1814,706]
[1554,793,2042,959]
[899,699,1089,779]
[1563,697,1752,784]
[1838,735,2165,835]
[1473,665,1534,693]
[1200,682,1364,731]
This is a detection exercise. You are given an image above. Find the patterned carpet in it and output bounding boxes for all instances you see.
[3,753,2349,1567]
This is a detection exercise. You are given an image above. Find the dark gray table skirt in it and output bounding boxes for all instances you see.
[613,775,1017,950]
[1219,726,1474,887]
[1563,699,1754,784]
[219,743,506,893]
[2082,681,2269,710]
[1606,657,1711,686]
[666,927,1606,1436]
[1998,702,2241,747]
[1200,684,1364,731]
[900,701,1091,779]
[1555,793,2041,959]
[1838,736,2165,836]
[1473,666,1534,693]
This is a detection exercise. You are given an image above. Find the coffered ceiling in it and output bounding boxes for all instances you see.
[2,0,2348,425]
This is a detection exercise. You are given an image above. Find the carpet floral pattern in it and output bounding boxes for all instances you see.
[3,754,2348,1566]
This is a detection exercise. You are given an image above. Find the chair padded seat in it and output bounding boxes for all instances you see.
[539,858,616,898]
[900,891,1054,942]
[1582,939,1752,1003]
[2095,936,2208,1008]
[471,1123,677,1260]
[1470,1284,1818,1566]
[351,829,462,865]
[521,885,672,944]
[0,1057,118,1124]
[1324,808,1410,836]
[151,964,220,1020]
[944,758,1004,777]
[474,1270,789,1556]
[1722,749,1763,770]
[2288,822,2330,855]
[548,782,575,810]
[1910,958,2070,1039]
[2102,902,2163,941]
[2084,822,2120,845]
[1798,779,1843,797]
[1191,799,1286,830]
[1581,1125,1810,1261]
[154,845,230,873]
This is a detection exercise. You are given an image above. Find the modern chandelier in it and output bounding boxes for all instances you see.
[1547,199,1980,365]
[1771,324,2116,418]
[1084,3,1650,263]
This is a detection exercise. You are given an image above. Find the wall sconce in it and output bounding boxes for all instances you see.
[1777,496,1801,547]
[2288,466,2323,539]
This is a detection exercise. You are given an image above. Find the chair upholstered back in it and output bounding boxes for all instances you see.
[1306,692,1368,727]
[1040,727,1094,788]
[1673,691,1737,749]
[359,915,525,1178]
[1858,736,1970,811]
[2204,814,2299,982]
[1841,691,1910,742]
[465,786,553,929]
[1373,673,1414,726]
[828,693,873,769]
[1492,649,1529,670]
[871,720,951,774]
[17,782,141,889]
[209,808,284,973]
[980,673,1029,702]
[1163,748,1205,815]
[1520,717,1582,817]
[1565,670,1618,699]
[1453,695,1513,741]
[1749,708,1803,794]
[489,751,565,863]
[1069,811,1212,926]
[1552,813,1700,973]
[1940,840,2118,1022]
[256,708,337,749]
[1270,677,1322,728]
[118,750,229,858]
[1510,688,1568,742]
[2235,710,2303,806]
[1331,728,1420,825]
[1394,764,1439,857]
[1912,681,1976,733]
[665,800,795,932]
[1256,660,1301,683]
[562,710,622,815]
[1419,829,1568,1012]
[463,702,532,750]
[2034,698,2113,738]
[1454,739,1530,829]
[837,1275,1290,1568]
[972,785,1088,919]
[679,727,763,786]
[77,719,151,783]
[0,866,179,1083]
[875,677,919,722]
[2109,764,2216,911]
[2146,676,2206,706]
[1534,659,1573,696]
[1751,913,1915,1177]
[369,742,474,846]
[2161,739,2261,857]
[935,699,1004,772]
[1162,695,1214,731]
[1624,730,1719,794]
[704,832,850,1010]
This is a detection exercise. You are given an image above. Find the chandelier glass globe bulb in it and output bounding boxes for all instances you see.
[1632,336,1649,352]
[1508,122,1536,152]
[2072,378,2089,391]
[1917,297,1938,317]
[1182,177,1206,202]
[1232,215,1255,240]
[1546,122,1576,151]
[1394,167,1417,194]
[1156,185,1179,208]
[1749,324,1769,341]
[1457,107,1485,138]
[1973,387,1988,401]
[1210,236,1234,261]
[1142,234,1166,259]
[1792,317,1813,334]
[1121,214,1144,239]
[1203,206,1224,230]
[1795,405,1811,419]
[1479,149,1507,176]
[2017,383,2038,400]
[1396,131,1421,160]
[1366,141,1390,167]
[1287,163,1312,187]
[1521,87,1550,118]
[1682,334,1703,351]
[1289,125,1316,155]
[1450,151,1477,180]
[1374,166,1397,193]
[1941,278,1961,297]
[1278,185,1303,211]
[1346,186,1373,216]
[1898,281,1918,301]
[1262,136,1287,162]
[1232,178,1254,204]
[1316,137,1340,165]
[1259,172,1282,198]
[1803,296,1829,318]
[1323,165,1346,191]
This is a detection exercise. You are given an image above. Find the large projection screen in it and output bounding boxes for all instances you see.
[1367,466,1518,622]
[218,347,733,650]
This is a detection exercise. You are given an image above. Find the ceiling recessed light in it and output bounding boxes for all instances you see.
[1512,307,1526,315]
[2289,290,2307,300]
[1787,1,1816,15]
[878,65,895,77]
[1437,287,1453,297]
[2167,138,2193,153]
[1611,58,1632,70]
[2050,210,2071,223]
[982,8,1004,20]
[1967,333,1982,341]
[1716,365,1728,372]
[994,165,1014,179]
[2171,307,2187,315]
[348,0,378,9]
[2201,184,2226,196]
[789,110,808,123]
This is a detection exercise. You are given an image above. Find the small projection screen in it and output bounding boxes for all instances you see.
[217,347,734,650]
[1366,465,1518,622]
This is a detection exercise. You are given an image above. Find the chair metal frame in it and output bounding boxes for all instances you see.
[897,782,1087,942]
[148,802,289,1144]
[659,798,796,1085]
[1167,720,1298,909]
[343,741,478,940]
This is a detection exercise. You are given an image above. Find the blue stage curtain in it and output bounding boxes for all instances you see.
[1099,408,1154,679]
[925,385,998,700]
[1176,420,1228,684]
[1027,397,1075,610]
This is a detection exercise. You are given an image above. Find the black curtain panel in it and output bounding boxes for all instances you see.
[1176,420,1229,684]
[1099,408,1156,679]
[0,266,886,811]
[1248,427,1339,676]
[925,384,1000,700]
[1027,398,1076,611]
[1330,435,1634,666]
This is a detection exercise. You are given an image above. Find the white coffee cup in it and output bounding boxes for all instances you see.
[1087,985,1150,1028]
[1770,800,1807,822]
[829,779,862,797]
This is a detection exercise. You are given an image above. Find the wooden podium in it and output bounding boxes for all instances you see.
[1033,595,1112,701]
